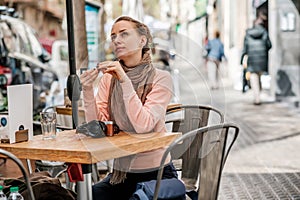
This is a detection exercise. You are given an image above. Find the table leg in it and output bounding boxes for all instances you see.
[77,164,92,200]
[26,159,32,174]
[65,172,74,190]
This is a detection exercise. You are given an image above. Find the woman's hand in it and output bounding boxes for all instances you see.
[97,61,129,83]
[80,68,99,89]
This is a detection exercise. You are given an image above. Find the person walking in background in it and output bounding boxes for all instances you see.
[202,35,209,69]
[241,16,272,105]
[205,30,225,90]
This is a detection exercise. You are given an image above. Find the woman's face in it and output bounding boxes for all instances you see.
[111,20,145,60]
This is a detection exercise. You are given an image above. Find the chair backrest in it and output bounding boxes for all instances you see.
[166,104,224,134]
[40,105,75,131]
[0,149,35,200]
[153,123,239,200]
[165,104,224,181]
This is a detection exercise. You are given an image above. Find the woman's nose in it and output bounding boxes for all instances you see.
[113,34,122,43]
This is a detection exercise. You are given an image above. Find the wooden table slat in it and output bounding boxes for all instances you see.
[0,130,180,164]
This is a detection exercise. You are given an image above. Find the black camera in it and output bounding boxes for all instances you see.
[76,120,120,138]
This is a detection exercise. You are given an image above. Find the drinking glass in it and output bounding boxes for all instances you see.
[40,112,57,140]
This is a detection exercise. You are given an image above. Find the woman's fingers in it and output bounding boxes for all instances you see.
[80,68,99,88]
[97,61,114,71]
[97,61,117,75]
[97,61,128,82]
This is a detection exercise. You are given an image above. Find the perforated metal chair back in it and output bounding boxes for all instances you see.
[166,104,224,134]
[153,123,239,200]
[165,104,224,186]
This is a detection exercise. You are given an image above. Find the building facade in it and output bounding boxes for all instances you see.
[3,0,66,40]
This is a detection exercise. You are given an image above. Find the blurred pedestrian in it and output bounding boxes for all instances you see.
[240,16,272,105]
[202,35,209,68]
[205,30,225,90]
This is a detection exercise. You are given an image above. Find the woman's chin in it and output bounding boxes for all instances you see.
[116,50,137,60]
[115,52,126,59]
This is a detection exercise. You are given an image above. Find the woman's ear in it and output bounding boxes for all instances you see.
[140,35,147,47]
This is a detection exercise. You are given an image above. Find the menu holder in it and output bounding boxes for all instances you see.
[15,129,28,143]
[7,84,33,143]
[0,129,28,143]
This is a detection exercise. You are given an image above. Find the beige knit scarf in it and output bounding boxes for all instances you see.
[108,52,156,184]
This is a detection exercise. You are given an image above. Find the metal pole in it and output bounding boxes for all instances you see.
[65,0,81,128]
[65,2,91,200]
[65,0,76,76]
[77,165,92,200]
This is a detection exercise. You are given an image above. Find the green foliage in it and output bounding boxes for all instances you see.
[0,96,8,112]
[194,0,207,17]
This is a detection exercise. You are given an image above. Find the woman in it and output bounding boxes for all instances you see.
[80,16,177,200]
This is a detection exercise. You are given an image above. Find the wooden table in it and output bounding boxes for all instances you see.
[0,130,180,200]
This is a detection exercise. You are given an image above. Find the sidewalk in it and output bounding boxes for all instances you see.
[170,54,300,199]
[217,88,300,199]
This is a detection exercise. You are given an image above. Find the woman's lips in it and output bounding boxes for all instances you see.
[115,47,125,54]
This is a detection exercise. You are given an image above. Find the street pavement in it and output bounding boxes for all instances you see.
[218,88,300,200]
[170,57,300,199]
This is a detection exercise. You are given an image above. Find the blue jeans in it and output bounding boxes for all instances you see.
[207,59,220,89]
[92,163,178,200]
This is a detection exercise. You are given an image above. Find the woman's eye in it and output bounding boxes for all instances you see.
[111,35,116,41]
[120,32,129,38]
[111,31,129,41]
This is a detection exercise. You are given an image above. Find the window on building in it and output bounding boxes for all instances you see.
[280,12,296,32]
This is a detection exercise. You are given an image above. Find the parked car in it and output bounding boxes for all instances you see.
[0,11,59,115]
[48,40,69,105]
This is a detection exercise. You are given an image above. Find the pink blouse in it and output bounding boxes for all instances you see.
[82,69,173,169]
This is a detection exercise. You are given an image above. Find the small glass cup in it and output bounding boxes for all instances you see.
[40,112,57,140]
[104,121,114,137]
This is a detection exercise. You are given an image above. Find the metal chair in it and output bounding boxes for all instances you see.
[165,104,224,190]
[166,104,224,133]
[0,149,35,200]
[154,123,239,200]
[41,105,74,131]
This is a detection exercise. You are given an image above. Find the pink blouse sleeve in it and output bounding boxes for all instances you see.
[120,70,173,133]
[83,74,111,122]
